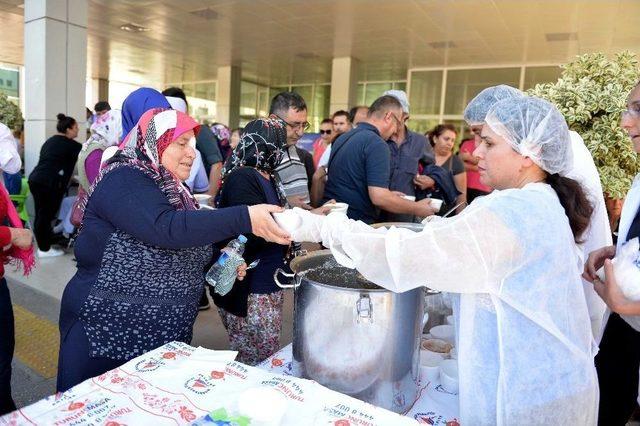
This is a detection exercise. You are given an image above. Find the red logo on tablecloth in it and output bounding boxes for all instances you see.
[334,420,351,426]
[271,357,284,367]
[65,401,85,411]
[178,406,197,422]
[105,422,125,426]
[210,370,225,380]
[134,358,162,372]
[185,375,216,395]
[446,421,460,426]
[162,352,176,359]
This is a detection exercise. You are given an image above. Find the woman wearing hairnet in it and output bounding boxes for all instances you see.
[280,96,598,425]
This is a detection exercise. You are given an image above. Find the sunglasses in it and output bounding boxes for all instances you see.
[320,130,332,135]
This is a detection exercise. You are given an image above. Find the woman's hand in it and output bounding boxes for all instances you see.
[593,259,640,315]
[414,175,435,190]
[9,228,33,250]
[583,245,616,283]
[248,204,291,245]
[236,262,247,281]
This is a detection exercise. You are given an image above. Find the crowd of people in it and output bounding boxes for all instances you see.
[1,80,640,424]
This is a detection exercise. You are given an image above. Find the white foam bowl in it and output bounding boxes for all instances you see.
[325,202,348,215]
[439,359,458,393]
[430,324,455,345]
[429,198,444,212]
[194,193,212,205]
[449,347,457,360]
[420,350,444,382]
[420,337,452,359]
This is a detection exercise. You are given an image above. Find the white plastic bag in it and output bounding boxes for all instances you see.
[597,237,640,301]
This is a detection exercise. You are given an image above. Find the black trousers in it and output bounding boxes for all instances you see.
[28,181,64,251]
[596,313,640,425]
[0,278,15,415]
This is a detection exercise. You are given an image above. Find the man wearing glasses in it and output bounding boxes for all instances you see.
[322,95,436,223]
[269,92,315,209]
[381,90,435,222]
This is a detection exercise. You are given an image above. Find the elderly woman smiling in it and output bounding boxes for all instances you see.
[56,108,289,392]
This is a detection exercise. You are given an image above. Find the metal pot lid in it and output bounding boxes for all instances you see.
[290,250,385,291]
[371,222,424,232]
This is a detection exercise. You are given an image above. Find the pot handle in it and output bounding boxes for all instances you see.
[356,294,373,324]
[274,268,298,289]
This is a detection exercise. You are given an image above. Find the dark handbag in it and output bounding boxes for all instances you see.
[70,187,87,227]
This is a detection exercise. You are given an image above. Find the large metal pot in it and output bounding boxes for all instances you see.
[274,250,424,413]
[274,221,452,412]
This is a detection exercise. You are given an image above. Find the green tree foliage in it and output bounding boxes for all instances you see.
[529,52,640,198]
[0,92,23,132]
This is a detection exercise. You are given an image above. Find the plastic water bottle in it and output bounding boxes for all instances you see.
[206,235,247,296]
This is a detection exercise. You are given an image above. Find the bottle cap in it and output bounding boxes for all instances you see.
[238,234,248,244]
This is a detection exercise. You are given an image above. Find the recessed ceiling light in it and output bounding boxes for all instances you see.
[120,23,150,33]
[428,41,456,49]
[296,53,320,60]
[545,32,578,42]
[190,8,219,20]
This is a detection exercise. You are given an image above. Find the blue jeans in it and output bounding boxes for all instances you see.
[0,278,15,415]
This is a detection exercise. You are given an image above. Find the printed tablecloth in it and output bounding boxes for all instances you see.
[258,344,460,425]
[0,341,457,425]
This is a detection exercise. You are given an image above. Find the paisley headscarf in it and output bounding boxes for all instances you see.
[79,108,201,226]
[222,118,286,177]
[222,118,288,204]
[83,109,122,150]
[211,123,232,160]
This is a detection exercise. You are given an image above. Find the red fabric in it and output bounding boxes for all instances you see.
[0,195,8,277]
[460,139,492,192]
[312,137,327,168]
[0,182,35,276]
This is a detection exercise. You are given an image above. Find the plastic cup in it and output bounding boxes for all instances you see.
[439,359,459,393]
[430,324,455,345]
[429,198,443,212]
[325,202,348,215]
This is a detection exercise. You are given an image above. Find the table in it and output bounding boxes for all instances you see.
[259,344,460,426]
[1,341,459,425]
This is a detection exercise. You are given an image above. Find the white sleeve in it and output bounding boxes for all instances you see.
[284,203,521,294]
[318,146,331,168]
[0,137,21,174]
[192,158,210,193]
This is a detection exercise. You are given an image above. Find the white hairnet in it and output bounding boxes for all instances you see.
[463,85,523,125]
[485,96,573,176]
